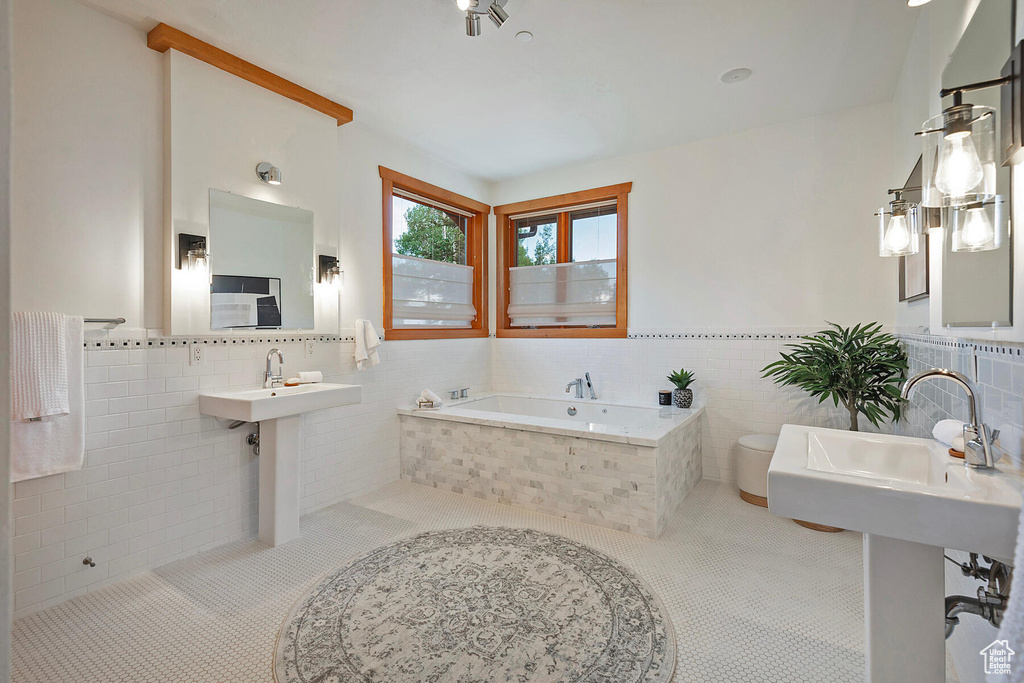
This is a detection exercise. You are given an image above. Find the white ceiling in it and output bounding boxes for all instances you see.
[76,0,919,182]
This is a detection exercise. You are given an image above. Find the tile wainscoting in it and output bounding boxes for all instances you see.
[492,329,860,484]
[9,335,490,618]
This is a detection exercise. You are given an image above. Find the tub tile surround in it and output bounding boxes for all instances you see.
[399,407,703,537]
[10,336,490,619]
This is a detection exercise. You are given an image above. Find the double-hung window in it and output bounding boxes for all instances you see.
[495,183,630,338]
[380,166,489,340]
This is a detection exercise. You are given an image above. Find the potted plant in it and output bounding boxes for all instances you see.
[667,368,695,408]
[762,322,908,432]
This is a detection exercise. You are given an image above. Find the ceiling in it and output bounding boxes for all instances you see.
[76,0,919,182]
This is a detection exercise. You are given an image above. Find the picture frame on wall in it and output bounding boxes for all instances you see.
[898,156,929,302]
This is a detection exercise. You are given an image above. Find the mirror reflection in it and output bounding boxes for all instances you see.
[208,190,315,330]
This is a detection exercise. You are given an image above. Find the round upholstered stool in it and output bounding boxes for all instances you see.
[736,434,842,533]
[736,434,777,508]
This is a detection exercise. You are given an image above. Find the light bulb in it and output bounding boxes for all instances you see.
[935,133,984,198]
[883,214,911,252]
[456,0,472,9]
[960,207,994,248]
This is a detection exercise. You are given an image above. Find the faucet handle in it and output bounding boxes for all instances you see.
[449,390,460,400]
[990,428,1001,443]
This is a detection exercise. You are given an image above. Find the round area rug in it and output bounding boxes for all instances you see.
[274,526,676,683]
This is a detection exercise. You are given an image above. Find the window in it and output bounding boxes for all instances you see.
[380,166,489,340]
[495,183,631,338]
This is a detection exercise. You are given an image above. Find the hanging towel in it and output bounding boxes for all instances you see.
[998,500,1024,670]
[11,315,85,482]
[11,312,70,420]
[932,419,967,447]
[354,319,381,371]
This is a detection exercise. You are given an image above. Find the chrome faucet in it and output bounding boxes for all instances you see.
[584,372,597,400]
[566,378,584,399]
[901,368,1000,469]
[265,348,284,388]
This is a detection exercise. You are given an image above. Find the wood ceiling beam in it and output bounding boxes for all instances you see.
[147,22,353,126]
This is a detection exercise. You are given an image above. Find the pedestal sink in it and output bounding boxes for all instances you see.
[198,383,362,546]
[768,425,1022,683]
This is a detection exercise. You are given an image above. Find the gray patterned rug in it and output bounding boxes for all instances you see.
[274,526,676,683]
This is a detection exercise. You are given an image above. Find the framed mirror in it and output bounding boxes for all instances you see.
[898,157,929,302]
[208,190,315,330]
[940,0,1013,328]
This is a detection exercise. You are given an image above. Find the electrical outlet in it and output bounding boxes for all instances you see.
[190,343,204,366]
[305,339,315,358]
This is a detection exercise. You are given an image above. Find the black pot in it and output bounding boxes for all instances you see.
[673,388,693,408]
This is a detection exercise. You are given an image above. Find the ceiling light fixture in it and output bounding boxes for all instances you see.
[454,0,509,37]
[907,0,932,6]
[719,68,752,84]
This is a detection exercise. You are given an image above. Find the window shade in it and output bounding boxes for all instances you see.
[393,254,476,328]
[508,259,616,327]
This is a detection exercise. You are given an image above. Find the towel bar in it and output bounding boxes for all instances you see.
[84,318,125,325]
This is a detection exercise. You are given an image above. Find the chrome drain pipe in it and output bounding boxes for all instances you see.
[944,553,1012,639]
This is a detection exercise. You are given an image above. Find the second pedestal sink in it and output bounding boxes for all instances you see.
[768,424,1022,683]
[199,383,362,547]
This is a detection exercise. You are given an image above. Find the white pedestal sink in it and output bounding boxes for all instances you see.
[768,425,1022,683]
[198,383,362,546]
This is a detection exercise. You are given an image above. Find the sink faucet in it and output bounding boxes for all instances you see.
[901,368,1000,469]
[566,378,584,399]
[584,372,597,400]
[265,348,284,388]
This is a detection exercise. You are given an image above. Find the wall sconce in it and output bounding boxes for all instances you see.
[918,78,1013,208]
[875,188,921,257]
[318,255,343,289]
[256,162,282,185]
[949,196,1005,252]
[177,233,209,270]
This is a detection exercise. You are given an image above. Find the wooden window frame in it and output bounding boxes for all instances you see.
[380,166,490,341]
[495,182,631,339]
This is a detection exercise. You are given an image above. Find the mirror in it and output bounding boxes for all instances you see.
[208,190,315,330]
[940,0,1013,327]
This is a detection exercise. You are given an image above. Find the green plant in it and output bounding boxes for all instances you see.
[762,322,908,432]
[667,368,695,391]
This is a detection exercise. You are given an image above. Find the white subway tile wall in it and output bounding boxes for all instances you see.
[10,337,490,618]
[491,330,858,483]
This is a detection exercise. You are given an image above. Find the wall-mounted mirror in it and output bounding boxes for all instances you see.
[208,190,315,330]
[941,0,1013,328]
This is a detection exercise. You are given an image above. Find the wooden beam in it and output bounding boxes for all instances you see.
[147,23,353,126]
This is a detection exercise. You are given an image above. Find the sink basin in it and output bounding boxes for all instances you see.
[769,425,1022,559]
[806,430,968,491]
[198,383,362,422]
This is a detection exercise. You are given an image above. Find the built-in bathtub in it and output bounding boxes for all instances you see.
[398,393,704,537]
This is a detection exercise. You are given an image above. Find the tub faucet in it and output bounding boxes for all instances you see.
[566,378,584,399]
[901,368,1000,469]
[265,348,284,389]
[584,372,597,400]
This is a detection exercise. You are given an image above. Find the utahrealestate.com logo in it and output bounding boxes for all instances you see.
[980,639,1016,675]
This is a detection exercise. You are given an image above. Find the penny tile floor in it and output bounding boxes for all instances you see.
[13,480,873,682]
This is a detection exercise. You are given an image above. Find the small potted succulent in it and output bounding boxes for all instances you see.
[667,368,695,408]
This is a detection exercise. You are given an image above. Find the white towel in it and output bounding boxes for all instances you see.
[11,316,85,482]
[998,500,1024,667]
[354,319,381,372]
[933,419,966,447]
[11,312,70,420]
[420,389,443,405]
[296,371,322,384]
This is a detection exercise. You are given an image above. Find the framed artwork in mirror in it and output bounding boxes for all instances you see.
[898,156,929,302]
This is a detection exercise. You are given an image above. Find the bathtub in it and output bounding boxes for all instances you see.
[398,393,704,537]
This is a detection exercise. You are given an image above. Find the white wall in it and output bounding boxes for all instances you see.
[167,49,340,335]
[336,122,492,331]
[11,0,163,331]
[8,0,495,617]
[0,0,12,677]
[491,102,897,331]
